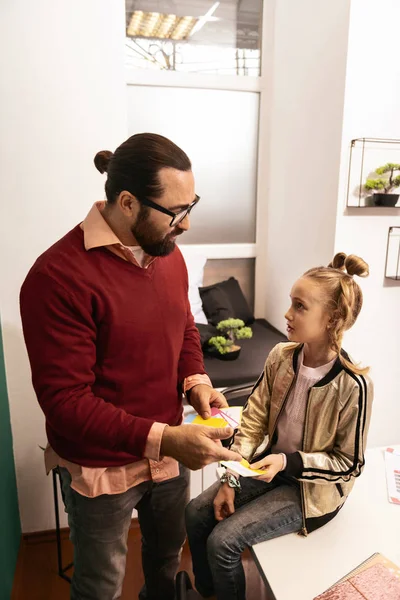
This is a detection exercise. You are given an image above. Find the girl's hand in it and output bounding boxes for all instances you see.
[250,453,285,483]
[213,483,236,521]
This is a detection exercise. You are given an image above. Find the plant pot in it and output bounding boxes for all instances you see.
[207,344,242,361]
[373,193,399,207]
[219,345,241,361]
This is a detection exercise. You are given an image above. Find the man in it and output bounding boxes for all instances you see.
[20,133,241,600]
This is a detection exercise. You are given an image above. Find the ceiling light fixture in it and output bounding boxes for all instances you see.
[127,11,197,41]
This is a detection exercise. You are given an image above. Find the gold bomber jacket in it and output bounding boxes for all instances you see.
[230,343,373,535]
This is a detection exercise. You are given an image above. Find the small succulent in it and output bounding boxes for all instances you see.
[208,318,253,355]
[365,163,400,194]
[208,335,231,355]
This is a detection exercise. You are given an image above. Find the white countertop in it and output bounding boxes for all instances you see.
[252,446,400,600]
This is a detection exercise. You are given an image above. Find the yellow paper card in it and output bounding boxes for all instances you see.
[192,416,228,428]
[220,458,266,477]
[240,459,265,476]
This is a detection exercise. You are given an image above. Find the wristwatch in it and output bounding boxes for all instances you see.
[220,471,241,492]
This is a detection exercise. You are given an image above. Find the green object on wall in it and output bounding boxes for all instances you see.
[0,322,21,600]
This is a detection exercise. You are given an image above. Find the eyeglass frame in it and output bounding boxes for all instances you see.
[136,194,200,227]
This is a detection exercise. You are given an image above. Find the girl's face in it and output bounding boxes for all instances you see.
[285,277,331,345]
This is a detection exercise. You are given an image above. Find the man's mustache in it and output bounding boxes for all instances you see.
[168,229,183,238]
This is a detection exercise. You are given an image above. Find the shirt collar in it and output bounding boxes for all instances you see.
[82,201,123,250]
[81,201,156,268]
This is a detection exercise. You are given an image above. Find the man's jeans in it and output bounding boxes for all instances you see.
[185,475,302,600]
[59,464,190,600]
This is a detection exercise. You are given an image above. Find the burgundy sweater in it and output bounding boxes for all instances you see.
[20,226,205,467]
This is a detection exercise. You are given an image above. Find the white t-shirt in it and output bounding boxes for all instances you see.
[126,246,148,268]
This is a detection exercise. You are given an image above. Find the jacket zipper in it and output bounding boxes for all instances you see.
[300,388,312,536]
[268,372,309,535]
[300,486,307,536]
[268,373,296,451]
[268,362,308,534]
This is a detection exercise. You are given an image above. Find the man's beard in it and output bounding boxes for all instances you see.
[131,207,182,257]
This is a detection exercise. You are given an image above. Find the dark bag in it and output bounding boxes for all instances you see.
[175,571,203,600]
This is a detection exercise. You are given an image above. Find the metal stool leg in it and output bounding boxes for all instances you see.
[53,467,73,583]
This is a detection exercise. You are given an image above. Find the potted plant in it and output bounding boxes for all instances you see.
[364,163,400,206]
[208,318,253,361]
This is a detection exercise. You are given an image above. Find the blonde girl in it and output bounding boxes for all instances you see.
[186,253,373,600]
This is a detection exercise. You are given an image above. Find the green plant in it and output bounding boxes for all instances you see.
[208,335,231,355]
[365,163,400,194]
[208,318,253,355]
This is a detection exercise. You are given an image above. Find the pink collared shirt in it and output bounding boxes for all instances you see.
[45,202,212,497]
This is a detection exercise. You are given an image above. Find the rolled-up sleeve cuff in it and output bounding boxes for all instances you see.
[144,422,168,461]
[183,373,212,394]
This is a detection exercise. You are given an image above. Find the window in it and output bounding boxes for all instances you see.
[127,85,259,243]
[125,0,262,76]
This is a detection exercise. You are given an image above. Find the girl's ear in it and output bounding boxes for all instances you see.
[327,316,335,329]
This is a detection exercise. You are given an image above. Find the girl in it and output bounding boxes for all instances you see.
[185,253,373,600]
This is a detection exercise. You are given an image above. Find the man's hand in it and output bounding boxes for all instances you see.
[160,424,242,470]
[213,483,235,521]
[250,454,285,483]
[189,384,228,419]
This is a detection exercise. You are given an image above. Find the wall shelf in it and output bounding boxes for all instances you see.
[385,227,400,280]
[346,138,400,208]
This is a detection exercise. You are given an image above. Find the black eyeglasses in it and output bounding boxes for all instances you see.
[138,195,200,227]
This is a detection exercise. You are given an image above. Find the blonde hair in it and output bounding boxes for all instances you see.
[301,252,369,375]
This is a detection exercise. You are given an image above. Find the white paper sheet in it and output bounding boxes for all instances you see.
[384,446,400,505]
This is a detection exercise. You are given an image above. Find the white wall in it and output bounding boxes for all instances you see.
[262,0,400,448]
[262,0,351,330]
[334,0,400,447]
[0,0,127,532]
